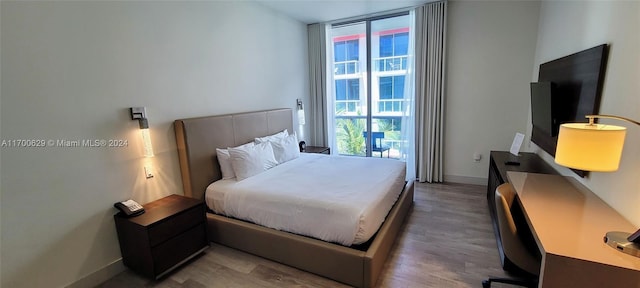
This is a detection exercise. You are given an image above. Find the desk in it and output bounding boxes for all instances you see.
[507,172,640,287]
[487,151,558,270]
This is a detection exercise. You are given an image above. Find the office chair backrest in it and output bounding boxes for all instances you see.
[495,183,540,276]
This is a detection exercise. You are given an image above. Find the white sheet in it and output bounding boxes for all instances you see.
[206,153,406,246]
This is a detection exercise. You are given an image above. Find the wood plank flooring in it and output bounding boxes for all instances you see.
[98,182,511,288]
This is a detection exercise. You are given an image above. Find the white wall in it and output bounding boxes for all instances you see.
[531,1,640,227]
[0,1,309,287]
[445,0,540,184]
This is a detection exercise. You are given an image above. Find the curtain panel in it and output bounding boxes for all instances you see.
[414,1,447,182]
[307,23,329,147]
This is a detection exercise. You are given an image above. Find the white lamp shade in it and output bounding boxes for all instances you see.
[297,109,306,125]
[555,123,626,171]
[141,128,154,157]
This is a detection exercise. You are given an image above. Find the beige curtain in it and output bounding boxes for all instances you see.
[307,23,329,146]
[414,1,447,182]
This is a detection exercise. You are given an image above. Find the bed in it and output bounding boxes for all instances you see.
[174,108,414,288]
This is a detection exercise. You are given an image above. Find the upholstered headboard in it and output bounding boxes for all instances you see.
[174,108,294,200]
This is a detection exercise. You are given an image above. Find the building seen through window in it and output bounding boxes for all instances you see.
[330,16,411,158]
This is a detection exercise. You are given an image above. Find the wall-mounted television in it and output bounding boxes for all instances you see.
[530,44,609,176]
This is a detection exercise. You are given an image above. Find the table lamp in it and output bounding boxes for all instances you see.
[555,114,640,258]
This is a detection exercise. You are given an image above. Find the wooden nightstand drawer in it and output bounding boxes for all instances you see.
[303,146,330,154]
[114,194,208,279]
[152,222,207,275]
[148,205,204,247]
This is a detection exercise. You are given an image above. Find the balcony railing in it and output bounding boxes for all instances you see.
[374,55,408,72]
[335,100,409,115]
[335,56,407,75]
[376,99,408,113]
[333,115,408,159]
[334,60,359,75]
[335,100,361,114]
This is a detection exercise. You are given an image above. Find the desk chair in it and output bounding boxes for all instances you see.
[363,132,390,157]
[483,183,540,288]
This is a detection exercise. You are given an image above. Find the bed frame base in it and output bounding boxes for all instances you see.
[207,181,414,288]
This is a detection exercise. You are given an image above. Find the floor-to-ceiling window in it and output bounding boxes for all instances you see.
[329,14,412,159]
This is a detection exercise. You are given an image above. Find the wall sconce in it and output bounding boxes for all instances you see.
[555,114,640,258]
[130,107,154,158]
[297,99,306,125]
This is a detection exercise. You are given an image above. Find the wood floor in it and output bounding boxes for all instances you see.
[98,182,512,288]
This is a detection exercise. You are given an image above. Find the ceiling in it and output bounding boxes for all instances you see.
[253,0,432,24]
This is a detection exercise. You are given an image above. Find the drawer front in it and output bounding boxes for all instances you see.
[152,222,208,276]
[148,204,204,247]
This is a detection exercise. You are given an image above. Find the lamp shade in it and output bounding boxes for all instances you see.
[140,128,154,157]
[297,108,306,125]
[555,123,626,171]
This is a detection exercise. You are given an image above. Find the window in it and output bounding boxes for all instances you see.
[376,31,409,115]
[334,40,359,75]
[335,79,360,113]
[379,76,405,113]
[377,32,408,71]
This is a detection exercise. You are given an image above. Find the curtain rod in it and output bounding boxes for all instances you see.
[330,10,410,27]
[314,0,443,26]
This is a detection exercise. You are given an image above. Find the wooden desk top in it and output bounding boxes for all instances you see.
[507,172,640,273]
[490,151,557,183]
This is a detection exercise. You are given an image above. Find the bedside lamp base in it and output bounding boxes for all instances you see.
[604,231,640,258]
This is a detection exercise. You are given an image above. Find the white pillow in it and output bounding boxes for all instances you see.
[216,142,254,179]
[254,129,288,144]
[271,133,300,164]
[228,141,278,181]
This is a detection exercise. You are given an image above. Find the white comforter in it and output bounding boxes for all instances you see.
[206,153,406,246]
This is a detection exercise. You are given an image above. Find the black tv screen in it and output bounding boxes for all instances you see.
[530,82,556,136]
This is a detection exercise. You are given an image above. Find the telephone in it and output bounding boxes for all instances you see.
[114,199,145,217]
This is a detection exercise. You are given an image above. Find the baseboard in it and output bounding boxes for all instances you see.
[444,175,487,186]
[65,259,125,288]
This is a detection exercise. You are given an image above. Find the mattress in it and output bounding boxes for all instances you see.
[205,153,406,246]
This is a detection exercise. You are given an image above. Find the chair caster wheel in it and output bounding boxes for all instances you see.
[482,280,491,288]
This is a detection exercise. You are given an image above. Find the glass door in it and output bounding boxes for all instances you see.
[329,14,411,159]
[370,15,410,159]
[331,22,367,156]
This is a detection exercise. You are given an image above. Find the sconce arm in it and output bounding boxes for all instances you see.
[586,115,640,126]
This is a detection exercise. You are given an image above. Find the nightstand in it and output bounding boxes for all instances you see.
[303,146,330,154]
[114,194,208,279]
